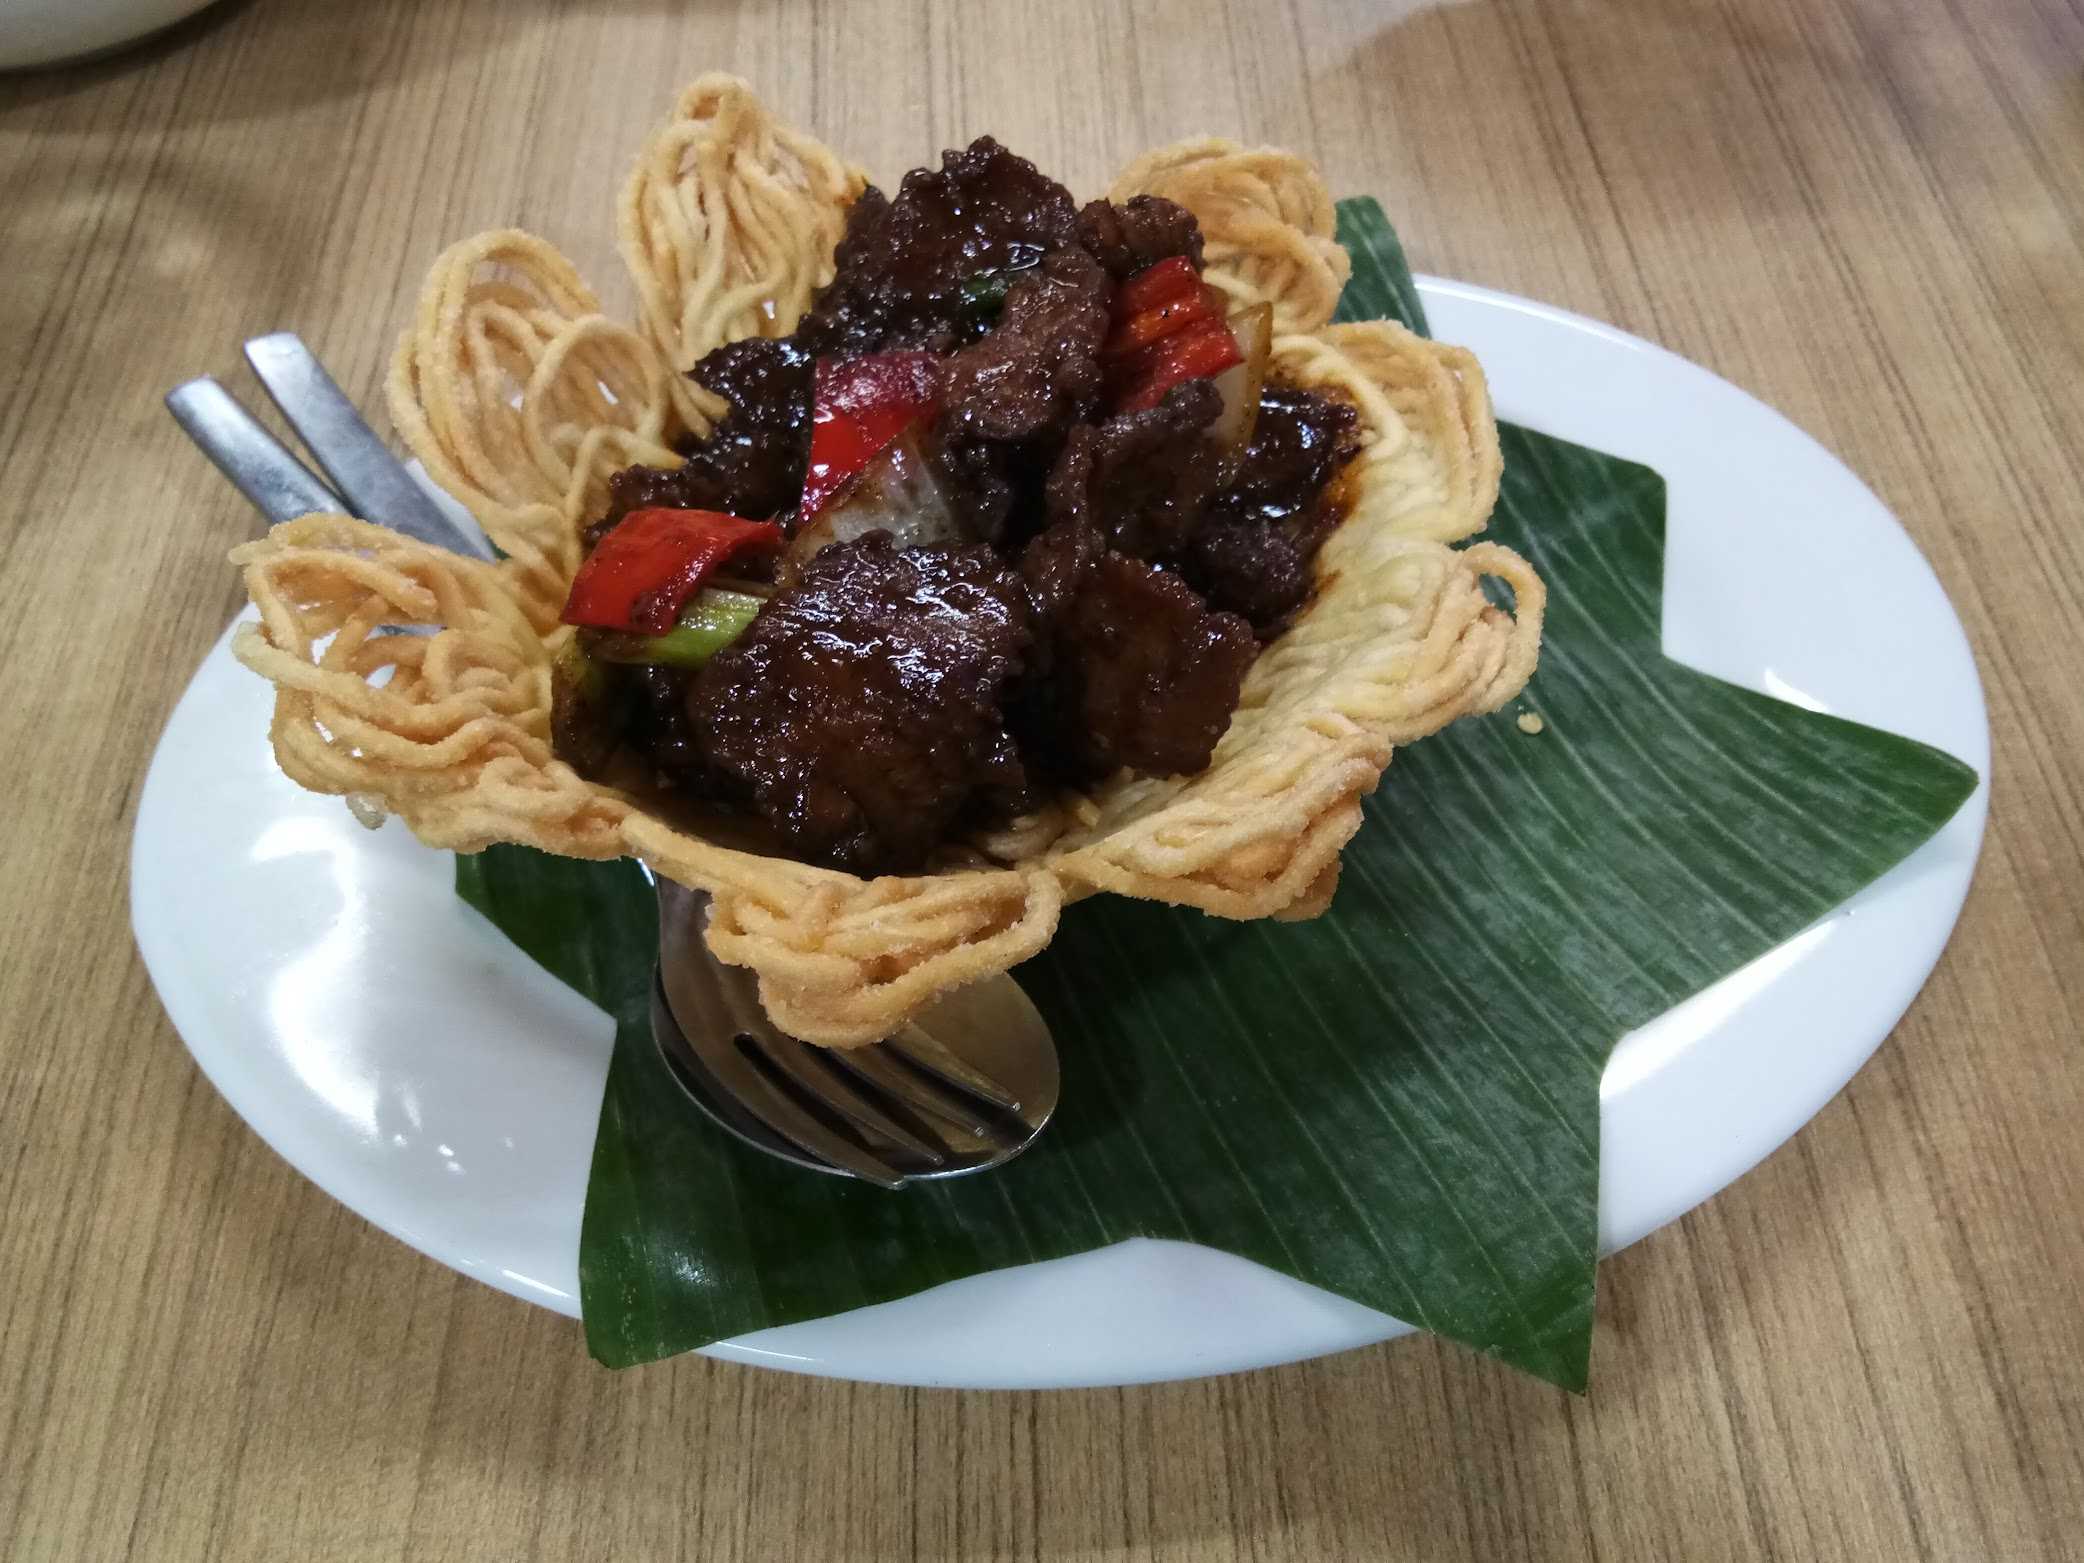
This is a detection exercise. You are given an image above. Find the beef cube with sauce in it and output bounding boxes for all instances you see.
[1183,386,1361,633]
[586,337,813,550]
[1018,546,1256,782]
[688,533,1033,875]
[937,247,1111,446]
[930,245,1114,542]
[1075,195,1205,280]
[1043,377,1228,561]
[796,138,1081,357]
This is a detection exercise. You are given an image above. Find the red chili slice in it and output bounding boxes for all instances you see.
[1114,255,1201,315]
[560,508,783,635]
[1103,283,1225,360]
[800,351,941,518]
[1114,318,1246,413]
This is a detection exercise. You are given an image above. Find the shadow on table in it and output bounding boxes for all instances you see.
[0,0,493,118]
[1,0,256,106]
[0,0,753,118]
[0,0,253,91]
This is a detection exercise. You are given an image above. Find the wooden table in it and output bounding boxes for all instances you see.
[4,0,2080,1556]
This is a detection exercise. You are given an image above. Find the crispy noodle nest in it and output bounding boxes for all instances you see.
[230,76,1545,1047]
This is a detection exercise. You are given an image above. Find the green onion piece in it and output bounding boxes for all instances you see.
[588,588,765,668]
[958,270,1011,318]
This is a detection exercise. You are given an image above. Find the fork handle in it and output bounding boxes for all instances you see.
[244,334,495,560]
[166,377,341,527]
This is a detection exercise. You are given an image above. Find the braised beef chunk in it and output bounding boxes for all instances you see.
[1180,512,1322,633]
[1018,514,1103,627]
[796,138,1081,357]
[1043,378,1226,560]
[925,432,1023,547]
[626,663,709,790]
[1028,553,1256,782]
[679,337,815,523]
[1075,196,1204,280]
[586,338,813,549]
[938,248,1111,444]
[1207,387,1359,524]
[590,463,706,551]
[1184,386,1361,632]
[930,246,1112,544]
[688,534,1033,874]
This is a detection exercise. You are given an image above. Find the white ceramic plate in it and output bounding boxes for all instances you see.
[133,280,1988,1388]
[0,0,220,70]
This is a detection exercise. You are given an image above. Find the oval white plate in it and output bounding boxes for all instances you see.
[133,280,1988,1388]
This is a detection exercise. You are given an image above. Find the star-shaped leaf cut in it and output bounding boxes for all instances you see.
[458,201,1975,1387]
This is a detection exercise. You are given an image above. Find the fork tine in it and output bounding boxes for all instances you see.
[242,332,495,560]
[751,1036,949,1165]
[650,876,1050,1185]
[823,1046,1019,1144]
[166,377,342,526]
[654,976,908,1189]
[649,979,800,1149]
[884,1029,1024,1114]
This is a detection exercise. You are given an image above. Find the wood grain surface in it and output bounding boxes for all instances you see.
[3,0,2081,1557]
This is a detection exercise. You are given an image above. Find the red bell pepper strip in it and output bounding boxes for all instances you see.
[561,508,783,635]
[1103,283,1225,359]
[1114,317,1246,413]
[1114,255,1201,315]
[1104,256,1244,410]
[800,351,940,518]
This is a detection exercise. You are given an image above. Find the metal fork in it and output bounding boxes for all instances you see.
[650,879,1056,1187]
[169,332,1059,1189]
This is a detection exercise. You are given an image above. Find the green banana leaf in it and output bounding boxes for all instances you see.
[456,199,1976,1388]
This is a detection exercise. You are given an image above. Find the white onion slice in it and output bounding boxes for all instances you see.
[780,428,968,582]
[1209,303,1274,454]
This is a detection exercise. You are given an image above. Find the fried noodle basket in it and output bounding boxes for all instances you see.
[231,76,1545,1047]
